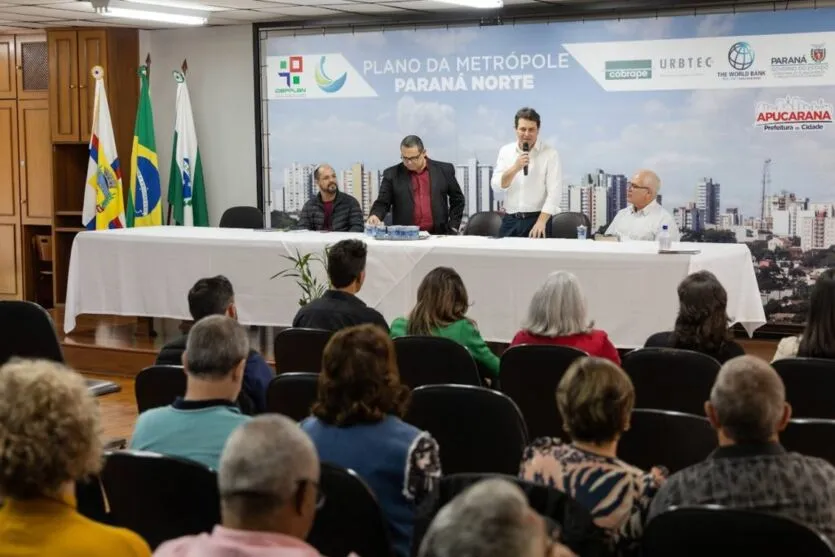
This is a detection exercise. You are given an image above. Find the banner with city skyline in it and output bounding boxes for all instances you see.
[263,8,835,326]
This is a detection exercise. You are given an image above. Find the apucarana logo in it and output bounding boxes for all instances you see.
[605,60,652,80]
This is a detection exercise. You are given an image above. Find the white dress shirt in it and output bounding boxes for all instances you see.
[490,141,562,215]
[605,200,681,241]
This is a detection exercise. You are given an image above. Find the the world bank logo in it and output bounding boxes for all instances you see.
[728,42,755,71]
[315,56,347,93]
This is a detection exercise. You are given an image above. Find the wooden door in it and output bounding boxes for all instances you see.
[0,100,22,298]
[18,100,51,224]
[48,31,79,142]
[0,36,16,100]
[15,35,48,100]
[77,30,107,145]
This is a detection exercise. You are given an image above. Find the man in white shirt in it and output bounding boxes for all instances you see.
[605,169,680,242]
[490,107,562,238]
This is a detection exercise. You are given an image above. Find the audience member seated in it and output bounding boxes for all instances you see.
[520,357,665,555]
[390,267,499,377]
[154,415,322,557]
[131,315,251,469]
[292,239,388,332]
[301,324,441,557]
[156,275,273,413]
[417,478,575,557]
[0,359,151,556]
[649,355,835,545]
[510,271,620,364]
[644,270,744,363]
[773,268,835,361]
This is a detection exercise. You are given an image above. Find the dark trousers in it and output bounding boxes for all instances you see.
[498,213,539,238]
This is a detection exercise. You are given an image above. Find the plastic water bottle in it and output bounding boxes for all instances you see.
[658,224,672,251]
[576,225,587,240]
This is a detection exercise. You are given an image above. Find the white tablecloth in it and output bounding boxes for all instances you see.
[64,227,766,348]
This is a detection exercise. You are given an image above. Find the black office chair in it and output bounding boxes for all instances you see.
[76,476,110,525]
[463,211,503,236]
[618,409,716,474]
[782,418,835,465]
[499,345,587,440]
[621,348,720,415]
[405,385,528,475]
[547,212,591,239]
[135,365,186,414]
[393,336,482,389]
[100,450,220,550]
[219,206,264,228]
[308,463,395,557]
[273,328,333,374]
[265,372,319,421]
[643,505,835,557]
[773,358,835,418]
[0,300,119,396]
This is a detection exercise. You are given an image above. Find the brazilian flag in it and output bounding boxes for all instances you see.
[127,65,161,227]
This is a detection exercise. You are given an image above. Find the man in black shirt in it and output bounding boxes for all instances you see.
[292,239,388,332]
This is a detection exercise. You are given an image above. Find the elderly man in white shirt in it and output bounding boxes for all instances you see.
[490,107,562,238]
[605,169,680,242]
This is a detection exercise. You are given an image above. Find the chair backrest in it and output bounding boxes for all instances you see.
[547,212,591,239]
[393,336,481,389]
[618,409,716,474]
[219,206,264,228]
[773,358,835,418]
[499,344,587,440]
[463,211,503,236]
[621,348,721,415]
[75,477,110,525]
[265,372,319,421]
[135,365,186,414]
[273,328,333,374]
[0,300,63,365]
[781,418,835,465]
[308,463,394,557]
[100,450,220,550]
[405,385,528,475]
[643,505,835,557]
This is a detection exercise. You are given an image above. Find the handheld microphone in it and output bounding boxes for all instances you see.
[522,142,530,176]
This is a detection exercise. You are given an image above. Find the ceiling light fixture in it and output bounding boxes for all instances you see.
[431,0,502,8]
[100,7,208,24]
[123,0,225,13]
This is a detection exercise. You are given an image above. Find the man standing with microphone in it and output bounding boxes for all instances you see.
[491,107,562,238]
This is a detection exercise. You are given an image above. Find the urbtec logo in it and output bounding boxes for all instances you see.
[315,56,347,93]
[755,95,833,132]
[604,60,652,80]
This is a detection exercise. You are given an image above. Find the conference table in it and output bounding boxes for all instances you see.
[63,227,766,348]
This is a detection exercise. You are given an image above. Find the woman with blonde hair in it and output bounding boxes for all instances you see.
[390,266,499,376]
[0,359,150,556]
[520,357,664,555]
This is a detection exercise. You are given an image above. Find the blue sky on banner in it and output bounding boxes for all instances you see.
[266,9,835,215]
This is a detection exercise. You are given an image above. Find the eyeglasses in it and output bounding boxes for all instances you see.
[298,479,326,510]
[401,152,425,163]
[627,182,650,191]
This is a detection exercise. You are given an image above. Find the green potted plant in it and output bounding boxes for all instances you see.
[271,247,330,307]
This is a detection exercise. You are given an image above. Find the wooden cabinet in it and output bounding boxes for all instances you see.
[77,30,106,145]
[0,36,15,100]
[48,31,78,143]
[18,100,51,224]
[16,35,49,100]
[0,99,22,299]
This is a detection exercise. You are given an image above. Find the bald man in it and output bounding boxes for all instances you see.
[649,356,835,546]
[297,163,364,232]
[604,169,679,242]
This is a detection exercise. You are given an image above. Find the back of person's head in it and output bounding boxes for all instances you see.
[672,270,731,353]
[185,314,249,380]
[188,275,236,321]
[418,478,550,557]
[799,268,835,359]
[408,267,470,335]
[557,357,635,444]
[327,240,367,290]
[219,415,320,539]
[0,359,101,499]
[707,355,789,444]
[313,323,408,426]
[523,271,592,337]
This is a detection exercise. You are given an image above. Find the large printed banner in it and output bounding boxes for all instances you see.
[264,9,835,326]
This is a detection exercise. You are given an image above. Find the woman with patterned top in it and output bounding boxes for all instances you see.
[519,357,665,556]
[301,324,442,557]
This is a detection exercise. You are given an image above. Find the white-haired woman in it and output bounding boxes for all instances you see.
[511,271,620,364]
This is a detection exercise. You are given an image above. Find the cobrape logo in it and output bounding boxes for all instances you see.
[605,60,652,80]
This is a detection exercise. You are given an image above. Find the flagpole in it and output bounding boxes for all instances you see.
[167,58,187,226]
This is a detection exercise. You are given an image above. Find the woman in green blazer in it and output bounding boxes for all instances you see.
[389,266,500,377]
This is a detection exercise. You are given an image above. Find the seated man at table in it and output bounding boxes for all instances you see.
[297,163,364,232]
[293,239,389,332]
[605,169,679,241]
[156,275,273,413]
[131,315,251,469]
